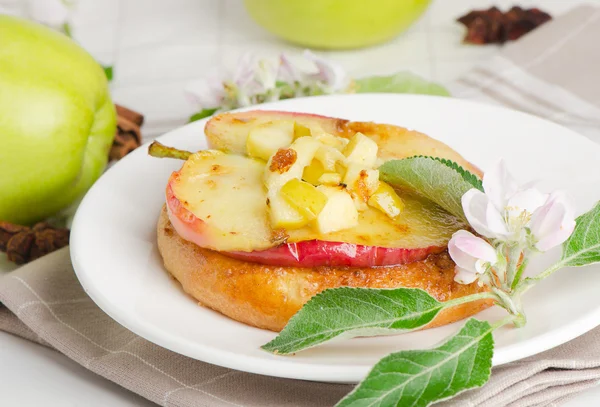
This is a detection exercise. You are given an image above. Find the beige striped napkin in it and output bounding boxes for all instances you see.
[2,5,600,407]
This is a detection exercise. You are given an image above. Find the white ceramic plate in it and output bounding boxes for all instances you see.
[71,94,600,383]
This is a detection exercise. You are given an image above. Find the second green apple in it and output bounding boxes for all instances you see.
[244,0,432,49]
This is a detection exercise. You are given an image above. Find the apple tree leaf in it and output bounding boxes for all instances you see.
[431,157,483,191]
[379,156,483,220]
[557,201,600,268]
[189,108,218,123]
[262,287,444,355]
[336,318,494,407]
[355,72,450,96]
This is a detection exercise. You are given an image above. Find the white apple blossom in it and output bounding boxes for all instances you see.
[185,51,352,118]
[303,50,350,93]
[462,159,547,243]
[529,191,576,252]
[453,159,576,288]
[185,75,225,110]
[278,54,303,84]
[448,230,499,284]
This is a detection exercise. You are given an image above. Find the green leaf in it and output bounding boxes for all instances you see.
[62,22,73,38]
[355,72,450,96]
[262,287,444,355]
[379,156,482,220]
[336,318,494,407]
[433,157,483,191]
[103,65,114,81]
[189,108,218,122]
[558,201,600,268]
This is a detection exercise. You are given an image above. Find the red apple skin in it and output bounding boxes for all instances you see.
[223,241,445,268]
[166,174,445,268]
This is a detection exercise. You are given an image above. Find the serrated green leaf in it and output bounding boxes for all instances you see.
[189,108,218,122]
[355,72,450,96]
[557,201,600,268]
[379,157,482,220]
[336,318,494,407]
[262,287,443,355]
[431,157,483,191]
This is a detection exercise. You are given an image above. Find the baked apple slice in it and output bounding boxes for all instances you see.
[167,150,466,266]
[205,110,482,177]
[167,150,275,252]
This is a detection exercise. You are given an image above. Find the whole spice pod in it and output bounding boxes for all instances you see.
[0,221,70,265]
[110,104,145,161]
[457,6,552,45]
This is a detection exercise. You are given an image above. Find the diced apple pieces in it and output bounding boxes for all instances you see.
[302,159,325,185]
[368,182,405,219]
[314,145,347,172]
[246,121,295,161]
[294,122,312,138]
[265,137,322,229]
[267,194,307,229]
[265,137,322,187]
[343,132,378,167]
[315,186,359,234]
[343,164,380,203]
[313,131,349,150]
[318,172,342,185]
[280,179,327,221]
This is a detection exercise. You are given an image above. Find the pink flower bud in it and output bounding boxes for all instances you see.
[448,230,498,284]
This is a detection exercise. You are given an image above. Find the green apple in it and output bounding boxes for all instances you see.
[0,15,116,225]
[243,0,432,49]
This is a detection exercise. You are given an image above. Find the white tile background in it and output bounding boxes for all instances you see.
[2,1,600,406]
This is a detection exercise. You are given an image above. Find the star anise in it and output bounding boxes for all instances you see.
[110,105,145,161]
[457,6,552,45]
[0,221,70,265]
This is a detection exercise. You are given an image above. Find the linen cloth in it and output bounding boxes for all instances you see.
[2,5,600,407]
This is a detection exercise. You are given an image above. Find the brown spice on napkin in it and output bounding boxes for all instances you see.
[110,104,145,161]
[458,6,552,44]
[0,222,69,265]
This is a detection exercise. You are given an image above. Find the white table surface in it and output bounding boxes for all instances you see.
[1,0,600,405]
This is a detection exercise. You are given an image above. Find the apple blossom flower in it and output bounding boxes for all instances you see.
[278,54,303,84]
[186,51,352,120]
[27,0,74,32]
[529,191,576,252]
[303,50,350,93]
[462,159,547,242]
[448,230,499,284]
[185,75,225,111]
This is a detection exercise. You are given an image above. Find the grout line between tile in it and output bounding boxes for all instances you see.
[112,0,125,79]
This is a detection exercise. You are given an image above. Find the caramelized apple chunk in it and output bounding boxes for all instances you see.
[368,182,405,218]
[246,121,295,161]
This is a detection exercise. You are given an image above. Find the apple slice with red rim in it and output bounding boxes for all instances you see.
[166,147,466,268]
[224,240,444,268]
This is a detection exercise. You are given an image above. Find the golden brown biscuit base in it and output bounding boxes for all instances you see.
[157,207,492,332]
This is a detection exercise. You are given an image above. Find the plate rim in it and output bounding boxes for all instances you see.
[71,93,600,383]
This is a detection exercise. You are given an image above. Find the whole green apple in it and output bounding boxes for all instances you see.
[0,15,116,225]
[243,0,432,49]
